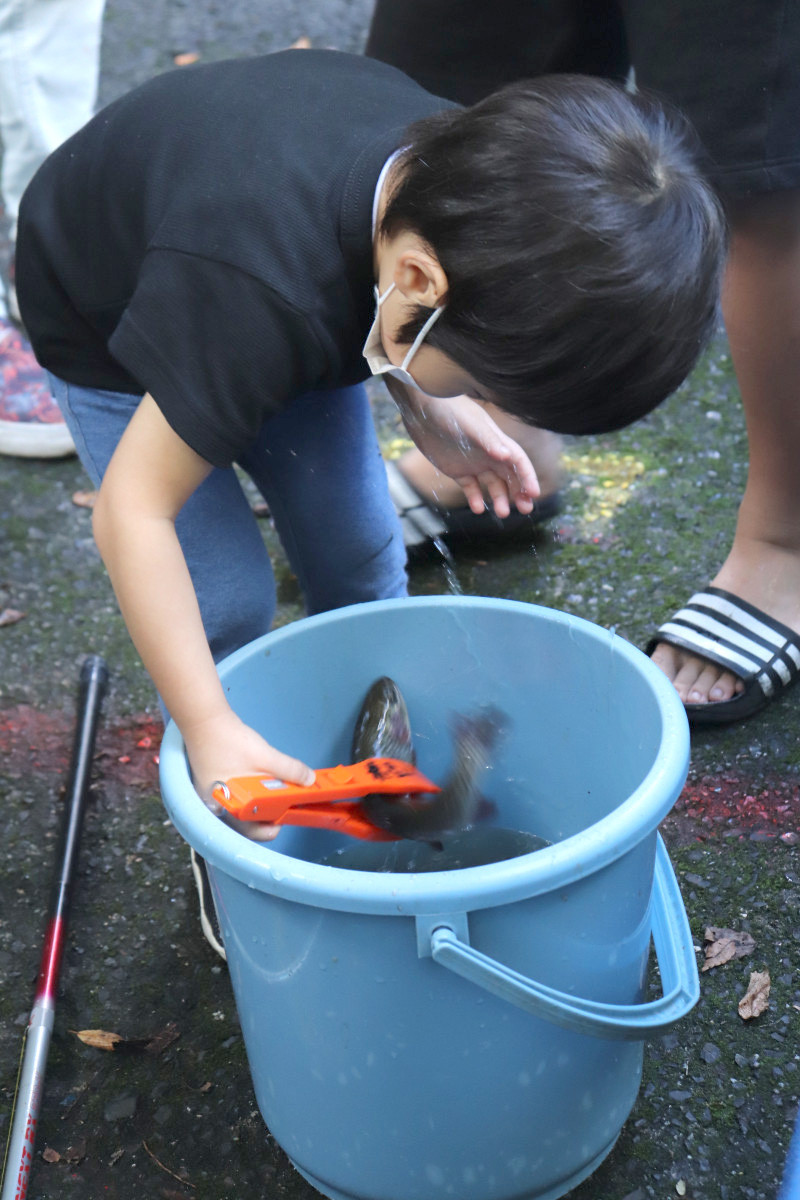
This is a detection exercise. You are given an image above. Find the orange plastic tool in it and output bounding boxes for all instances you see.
[211,756,441,841]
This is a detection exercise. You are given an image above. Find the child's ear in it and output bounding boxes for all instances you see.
[393,238,449,308]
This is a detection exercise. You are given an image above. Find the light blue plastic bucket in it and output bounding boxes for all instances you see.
[159,596,698,1200]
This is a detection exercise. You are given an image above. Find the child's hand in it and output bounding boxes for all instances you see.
[392,388,540,518]
[184,708,315,843]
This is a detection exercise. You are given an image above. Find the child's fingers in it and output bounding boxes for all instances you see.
[480,472,512,519]
[262,750,316,788]
[501,446,539,502]
[480,432,539,502]
[457,475,488,514]
[229,816,283,843]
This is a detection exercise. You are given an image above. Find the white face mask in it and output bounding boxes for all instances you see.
[362,282,456,398]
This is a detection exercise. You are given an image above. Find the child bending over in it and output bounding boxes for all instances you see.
[17,49,725,826]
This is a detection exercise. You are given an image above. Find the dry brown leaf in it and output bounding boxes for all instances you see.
[702,926,756,971]
[42,1146,61,1163]
[174,51,200,66]
[0,608,25,627]
[72,1022,179,1054]
[71,489,97,509]
[738,969,771,1020]
[73,1028,123,1051]
[289,35,312,48]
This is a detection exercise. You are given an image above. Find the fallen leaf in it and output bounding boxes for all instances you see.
[71,489,96,509]
[289,35,312,49]
[63,1139,87,1163]
[72,1022,180,1054]
[42,1147,61,1163]
[738,970,770,1020]
[0,608,25,627]
[702,926,756,971]
[73,1028,123,1051]
[174,51,200,66]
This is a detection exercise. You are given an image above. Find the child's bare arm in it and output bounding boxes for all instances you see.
[385,380,539,518]
[92,394,314,815]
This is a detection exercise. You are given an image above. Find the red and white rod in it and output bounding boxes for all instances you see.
[1,656,108,1200]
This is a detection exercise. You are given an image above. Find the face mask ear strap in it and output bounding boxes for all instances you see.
[399,305,445,371]
[376,281,396,306]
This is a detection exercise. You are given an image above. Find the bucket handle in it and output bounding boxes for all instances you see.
[426,834,699,1042]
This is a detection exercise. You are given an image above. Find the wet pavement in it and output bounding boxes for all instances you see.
[1,3,798,1199]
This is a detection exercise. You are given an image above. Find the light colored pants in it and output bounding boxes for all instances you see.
[0,0,105,310]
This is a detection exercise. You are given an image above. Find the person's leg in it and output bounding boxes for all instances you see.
[0,0,106,242]
[650,189,800,705]
[365,0,628,106]
[241,384,408,612]
[51,375,278,665]
[625,0,800,712]
[0,0,106,458]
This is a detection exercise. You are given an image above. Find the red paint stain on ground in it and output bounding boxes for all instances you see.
[3,704,799,840]
[1,705,161,791]
[666,774,800,843]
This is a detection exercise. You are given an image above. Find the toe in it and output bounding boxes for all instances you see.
[708,671,745,701]
[671,656,709,703]
[685,663,729,704]
[650,642,744,705]
[649,641,683,681]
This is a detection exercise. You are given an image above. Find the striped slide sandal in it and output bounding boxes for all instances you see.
[647,586,800,726]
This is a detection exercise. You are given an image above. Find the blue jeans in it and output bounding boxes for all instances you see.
[52,375,408,665]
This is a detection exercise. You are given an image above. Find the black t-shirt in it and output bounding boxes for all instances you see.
[17,50,452,466]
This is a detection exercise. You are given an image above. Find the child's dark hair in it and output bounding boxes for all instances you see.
[381,76,727,434]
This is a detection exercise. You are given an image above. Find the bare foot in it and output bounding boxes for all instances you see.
[650,536,800,707]
[398,419,564,510]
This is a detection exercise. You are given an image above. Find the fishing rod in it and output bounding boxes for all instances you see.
[1,655,109,1200]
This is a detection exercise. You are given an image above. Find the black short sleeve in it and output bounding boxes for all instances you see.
[108,250,327,466]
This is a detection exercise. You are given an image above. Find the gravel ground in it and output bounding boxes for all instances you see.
[1,4,798,1199]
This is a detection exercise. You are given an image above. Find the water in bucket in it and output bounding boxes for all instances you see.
[320,826,551,872]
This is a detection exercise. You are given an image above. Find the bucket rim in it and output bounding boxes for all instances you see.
[159,596,690,915]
